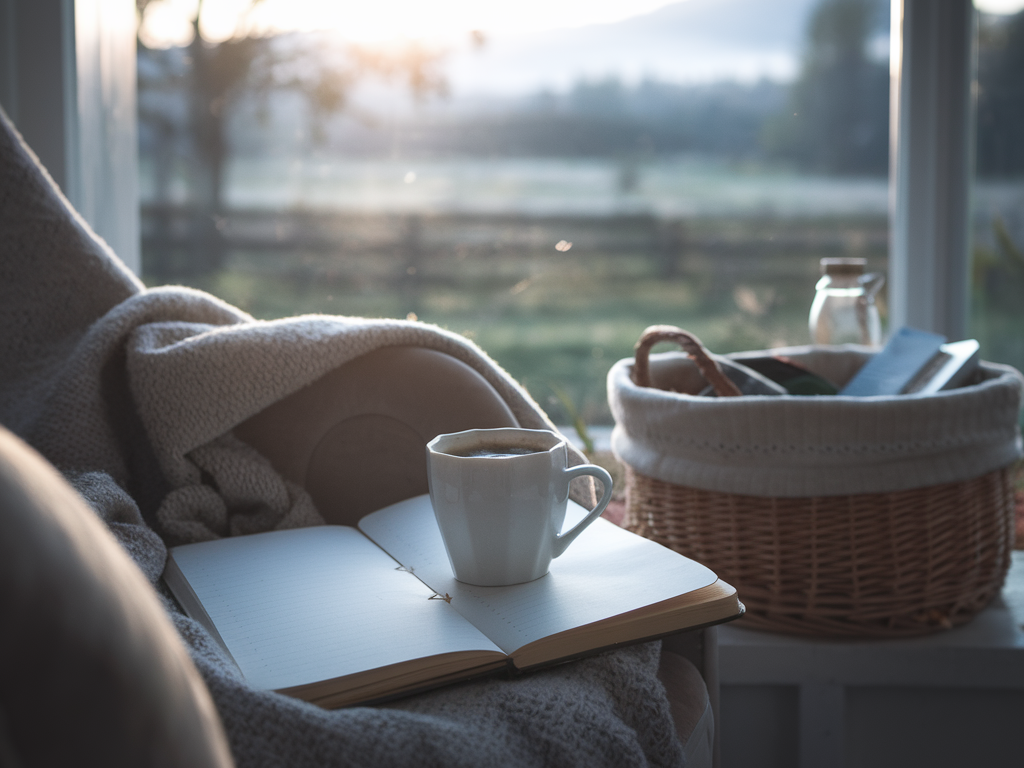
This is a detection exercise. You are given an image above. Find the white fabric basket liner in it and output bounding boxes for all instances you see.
[608,344,1024,498]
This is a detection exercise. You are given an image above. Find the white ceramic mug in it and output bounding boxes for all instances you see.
[426,428,614,586]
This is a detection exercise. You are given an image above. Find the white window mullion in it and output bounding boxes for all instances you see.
[0,0,139,275]
[889,0,976,340]
[74,0,139,274]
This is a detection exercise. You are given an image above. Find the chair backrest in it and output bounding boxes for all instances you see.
[0,426,234,768]
[235,345,519,526]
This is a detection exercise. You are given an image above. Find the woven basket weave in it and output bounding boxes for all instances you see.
[613,326,1021,638]
[624,465,1015,637]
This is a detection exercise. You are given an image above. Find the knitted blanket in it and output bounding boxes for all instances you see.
[0,109,683,766]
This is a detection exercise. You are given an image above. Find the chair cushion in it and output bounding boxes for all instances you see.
[0,426,233,768]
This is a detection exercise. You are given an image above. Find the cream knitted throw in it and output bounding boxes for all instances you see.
[0,108,684,767]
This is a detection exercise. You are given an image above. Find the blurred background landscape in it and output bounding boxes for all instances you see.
[136,0,1024,426]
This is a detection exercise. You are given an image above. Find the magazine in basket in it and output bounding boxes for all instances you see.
[163,494,741,708]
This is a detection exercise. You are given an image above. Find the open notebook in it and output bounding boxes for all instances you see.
[164,494,741,708]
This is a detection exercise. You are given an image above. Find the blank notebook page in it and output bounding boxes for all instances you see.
[359,495,717,655]
[169,526,503,691]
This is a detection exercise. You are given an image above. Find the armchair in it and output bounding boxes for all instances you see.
[0,103,715,767]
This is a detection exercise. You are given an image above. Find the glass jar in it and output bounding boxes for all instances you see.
[808,258,884,346]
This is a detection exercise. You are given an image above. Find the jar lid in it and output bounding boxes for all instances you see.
[820,257,866,276]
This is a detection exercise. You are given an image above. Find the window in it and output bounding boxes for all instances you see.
[137,0,893,426]
[971,3,1024,388]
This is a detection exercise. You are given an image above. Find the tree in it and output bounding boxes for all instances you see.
[764,0,889,175]
[136,0,447,276]
[976,10,1024,178]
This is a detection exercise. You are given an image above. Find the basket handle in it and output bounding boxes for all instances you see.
[632,325,742,397]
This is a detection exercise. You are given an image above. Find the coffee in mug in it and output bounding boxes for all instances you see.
[448,445,540,459]
[426,428,613,586]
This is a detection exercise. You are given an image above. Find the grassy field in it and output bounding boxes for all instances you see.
[144,209,890,426]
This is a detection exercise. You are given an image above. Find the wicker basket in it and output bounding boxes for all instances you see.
[611,326,1023,638]
[625,465,1014,637]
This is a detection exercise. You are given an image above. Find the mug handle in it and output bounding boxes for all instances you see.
[552,464,614,558]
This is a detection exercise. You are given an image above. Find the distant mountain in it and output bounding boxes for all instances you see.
[443,0,821,96]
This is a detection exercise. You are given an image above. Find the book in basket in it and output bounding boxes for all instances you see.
[163,494,741,709]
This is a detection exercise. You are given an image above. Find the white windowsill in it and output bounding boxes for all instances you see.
[719,550,1024,690]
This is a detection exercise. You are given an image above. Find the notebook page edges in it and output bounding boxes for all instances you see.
[358,496,718,656]
[163,553,242,672]
[166,526,505,692]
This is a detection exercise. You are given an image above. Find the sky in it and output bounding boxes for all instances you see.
[139,0,1024,49]
[976,0,1024,13]
[138,0,684,47]
[138,0,1024,96]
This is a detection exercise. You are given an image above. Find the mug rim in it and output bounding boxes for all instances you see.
[427,427,565,458]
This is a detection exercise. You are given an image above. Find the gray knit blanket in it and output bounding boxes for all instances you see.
[0,108,684,767]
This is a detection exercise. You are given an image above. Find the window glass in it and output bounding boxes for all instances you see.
[972,3,1024,385]
[137,0,890,426]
